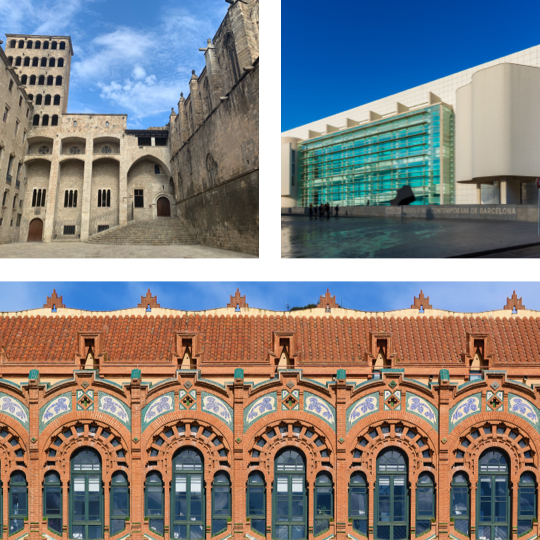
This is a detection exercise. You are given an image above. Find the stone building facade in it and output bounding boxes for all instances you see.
[0,0,258,254]
[0,288,539,540]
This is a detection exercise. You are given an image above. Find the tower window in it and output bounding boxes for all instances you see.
[97,190,111,208]
[58,58,64,68]
[134,189,144,208]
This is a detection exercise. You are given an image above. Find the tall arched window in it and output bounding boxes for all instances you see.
[42,115,49,127]
[52,41,58,50]
[36,95,43,106]
[44,41,49,50]
[110,471,129,536]
[349,472,367,535]
[518,473,536,537]
[41,57,47,67]
[58,58,65,68]
[375,449,408,540]
[52,115,59,127]
[7,57,13,66]
[15,57,21,67]
[30,75,36,85]
[172,448,205,540]
[478,449,509,540]
[54,95,61,106]
[21,75,27,85]
[314,472,333,536]
[70,448,103,540]
[23,57,30,66]
[247,472,265,535]
[212,472,231,535]
[49,58,56,67]
[32,115,40,126]
[226,34,240,84]
[273,448,307,540]
[32,57,38,67]
[38,75,45,85]
[27,41,33,49]
[60,42,66,50]
[56,76,63,86]
[9,40,16,48]
[35,41,41,49]
[9,471,27,535]
[47,75,54,86]
[44,471,62,534]
[451,472,469,535]
[145,472,164,535]
[45,95,51,106]
[416,473,435,536]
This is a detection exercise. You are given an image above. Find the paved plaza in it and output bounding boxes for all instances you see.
[281,215,540,258]
[0,242,254,258]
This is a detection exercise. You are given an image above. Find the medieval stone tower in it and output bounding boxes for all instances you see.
[5,35,73,125]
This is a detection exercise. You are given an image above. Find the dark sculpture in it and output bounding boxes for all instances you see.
[390,185,416,206]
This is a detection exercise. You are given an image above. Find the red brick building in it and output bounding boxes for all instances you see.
[0,288,538,540]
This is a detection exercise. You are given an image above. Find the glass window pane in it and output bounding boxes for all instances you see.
[48,517,62,535]
[214,488,230,514]
[176,476,187,493]
[277,477,288,493]
[292,477,303,493]
[316,488,332,517]
[147,490,163,515]
[112,489,128,516]
[248,488,264,516]
[45,488,61,514]
[191,476,202,494]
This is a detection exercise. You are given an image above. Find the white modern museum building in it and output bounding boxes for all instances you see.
[281,45,540,209]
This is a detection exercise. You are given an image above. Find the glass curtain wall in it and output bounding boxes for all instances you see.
[297,104,454,207]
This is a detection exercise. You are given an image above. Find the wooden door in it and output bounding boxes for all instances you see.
[27,219,43,242]
[157,197,171,217]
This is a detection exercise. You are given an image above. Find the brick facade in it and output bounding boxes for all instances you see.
[2,290,538,540]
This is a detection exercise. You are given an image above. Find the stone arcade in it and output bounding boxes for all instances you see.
[0,289,539,540]
[0,0,258,255]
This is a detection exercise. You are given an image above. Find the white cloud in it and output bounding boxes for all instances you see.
[132,64,146,80]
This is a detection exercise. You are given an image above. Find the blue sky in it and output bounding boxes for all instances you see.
[282,0,540,131]
[0,282,537,313]
[0,0,227,128]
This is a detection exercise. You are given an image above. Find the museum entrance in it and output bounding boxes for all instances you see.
[157,197,171,217]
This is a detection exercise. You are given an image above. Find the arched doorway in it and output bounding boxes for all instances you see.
[172,448,204,540]
[477,449,510,540]
[273,448,307,540]
[157,197,171,217]
[375,448,408,540]
[27,219,43,242]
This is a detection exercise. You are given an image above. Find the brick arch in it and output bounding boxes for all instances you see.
[450,421,536,483]
[346,410,439,456]
[43,420,129,483]
[144,418,232,482]
[247,422,331,485]
[0,423,29,479]
[244,410,337,456]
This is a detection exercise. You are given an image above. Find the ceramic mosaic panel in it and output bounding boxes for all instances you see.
[449,393,481,432]
[243,392,277,432]
[179,389,197,410]
[76,389,94,411]
[40,392,71,433]
[0,393,29,431]
[142,392,174,432]
[281,389,300,410]
[304,392,336,430]
[509,393,540,430]
[384,390,401,411]
[406,393,438,430]
[486,390,504,412]
[346,393,378,432]
[98,392,131,429]
[201,392,233,429]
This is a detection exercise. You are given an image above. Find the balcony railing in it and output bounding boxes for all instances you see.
[5,175,11,185]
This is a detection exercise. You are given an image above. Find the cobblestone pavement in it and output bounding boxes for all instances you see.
[0,242,255,258]
[281,215,540,258]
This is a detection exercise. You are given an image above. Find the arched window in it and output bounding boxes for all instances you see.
[36,95,43,105]
[73,190,78,208]
[70,448,103,540]
[27,41,33,49]
[54,95,61,106]
[273,448,307,540]
[49,58,56,67]
[518,473,536,537]
[41,57,47,67]
[21,75,27,85]
[35,41,41,49]
[154,165,161,175]
[56,76,63,86]
[172,448,205,540]
[349,472,368,535]
[64,191,69,208]
[30,75,36,85]
[375,449,408,540]
[314,472,333,536]
[247,472,265,535]
[7,57,13,66]
[18,40,24,48]
[110,471,129,536]
[212,472,231,535]
[42,115,49,127]
[47,75,54,86]
[451,472,469,535]
[38,75,45,85]
[9,40,16,48]
[45,95,51,106]
[51,115,58,127]
[44,42,49,50]
[9,471,27,535]
[43,471,62,535]
[226,34,241,84]
[15,57,21,67]
[478,449,509,540]
[32,115,40,126]
[58,58,65,68]
[28,94,34,102]
[52,41,58,50]
[416,473,435,536]
[32,57,38,67]
[23,57,30,66]
[60,42,66,50]
[145,472,164,535]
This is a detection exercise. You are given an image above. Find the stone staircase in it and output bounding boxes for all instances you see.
[86,219,197,246]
